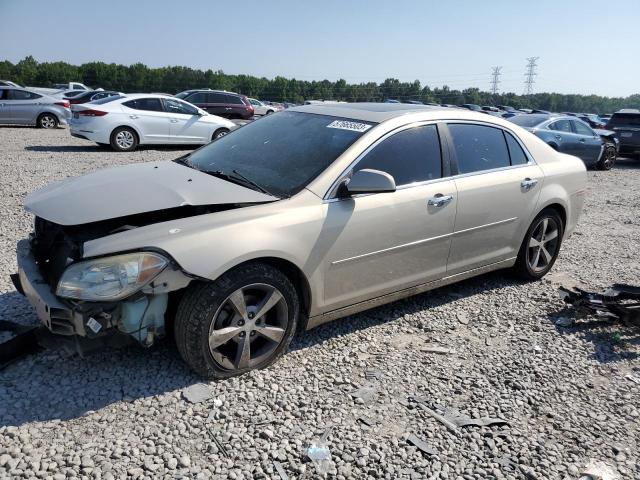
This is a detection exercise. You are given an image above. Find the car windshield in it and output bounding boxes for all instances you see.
[174,92,190,99]
[183,111,375,198]
[507,114,549,128]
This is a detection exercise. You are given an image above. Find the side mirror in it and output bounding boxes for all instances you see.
[340,169,396,197]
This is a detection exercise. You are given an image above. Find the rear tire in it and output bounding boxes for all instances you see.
[110,127,138,152]
[266,110,274,115]
[37,113,58,129]
[596,143,617,170]
[174,263,299,379]
[513,208,564,280]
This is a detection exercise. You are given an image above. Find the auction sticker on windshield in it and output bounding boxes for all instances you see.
[326,120,373,133]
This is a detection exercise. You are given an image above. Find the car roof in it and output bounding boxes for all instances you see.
[289,102,451,122]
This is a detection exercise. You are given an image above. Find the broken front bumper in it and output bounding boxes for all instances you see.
[15,239,89,336]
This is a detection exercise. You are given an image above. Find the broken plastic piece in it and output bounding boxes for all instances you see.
[273,461,288,480]
[307,441,332,476]
[406,433,437,456]
[306,428,333,477]
[559,284,640,327]
[421,345,455,354]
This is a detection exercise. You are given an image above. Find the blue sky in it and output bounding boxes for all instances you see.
[1,0,638,97]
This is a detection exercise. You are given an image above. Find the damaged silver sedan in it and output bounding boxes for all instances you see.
[13,103,587,379]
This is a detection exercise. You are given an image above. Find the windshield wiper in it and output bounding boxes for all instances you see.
[231,169,281,198]
[202,170,281,198]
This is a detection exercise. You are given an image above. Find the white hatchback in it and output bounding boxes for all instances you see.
[69,94,236,151]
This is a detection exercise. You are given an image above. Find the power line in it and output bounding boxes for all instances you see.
[490,66,502,95]
[523,57,539,95]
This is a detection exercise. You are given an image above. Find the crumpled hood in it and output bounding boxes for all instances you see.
[25,160,277,225]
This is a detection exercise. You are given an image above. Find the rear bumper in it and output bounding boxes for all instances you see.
[69,122,109,144]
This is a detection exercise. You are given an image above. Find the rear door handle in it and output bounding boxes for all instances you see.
[427,194,453,207]
[579,138,586,143]
[170,119,178,123]
[554,135,562,140]
[521,178,538,190]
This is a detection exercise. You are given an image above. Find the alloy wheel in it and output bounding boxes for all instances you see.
[208,283,288,371]
[41,115,56,129]
[526,217,560,273]
[601,146,616,169]
[115,130,135,149]
[215,130,228,139]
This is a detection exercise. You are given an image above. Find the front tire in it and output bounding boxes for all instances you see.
[110,127,138,152]
[596,143,617,170]
[266,110,274,115]
[37,113,58,129]
[211,128,229,141]
[174,263,299,379]
[513,208,564,280]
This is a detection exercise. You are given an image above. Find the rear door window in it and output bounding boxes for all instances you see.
[548,120,572,132]
[8,90,41,100]
[356,125,442,186]
[123,98,164,112]
[448,124,510,174]
[207,92,227,103]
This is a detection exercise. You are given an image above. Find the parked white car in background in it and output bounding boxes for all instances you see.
[248,98,277,116]
[69,94,236,151]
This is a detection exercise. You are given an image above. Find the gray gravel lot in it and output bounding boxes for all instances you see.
[0,126,639,480]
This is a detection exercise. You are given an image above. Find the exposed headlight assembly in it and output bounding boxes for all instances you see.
[56,252,168,301]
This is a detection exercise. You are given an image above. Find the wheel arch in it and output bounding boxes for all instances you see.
[222,257,312,325]
[111,124,142,144]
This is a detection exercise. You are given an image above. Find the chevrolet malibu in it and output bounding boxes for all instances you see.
[13,103,587,379]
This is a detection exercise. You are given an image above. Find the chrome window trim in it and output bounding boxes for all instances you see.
[324,118,538,202]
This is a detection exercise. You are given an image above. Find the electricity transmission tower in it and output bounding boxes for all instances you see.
[523,57,539,95]
[490,66,502,95]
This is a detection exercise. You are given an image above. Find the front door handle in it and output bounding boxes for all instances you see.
[427,194,453,207]
[170,119,179,123]
[225,107,232,110]
[579,138,586,143]
[129,114,139,119]
[521,178,538,190]
[554,134,562,140]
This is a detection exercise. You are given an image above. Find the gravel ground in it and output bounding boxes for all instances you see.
[0,126,638,480]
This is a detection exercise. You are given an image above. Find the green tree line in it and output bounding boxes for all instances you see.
[1,56,638,114]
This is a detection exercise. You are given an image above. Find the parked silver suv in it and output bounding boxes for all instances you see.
[13,103,587,379]
[0,86,71,128]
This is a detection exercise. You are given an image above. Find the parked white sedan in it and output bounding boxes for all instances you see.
[69,94,236,151]
[248,98,277,116]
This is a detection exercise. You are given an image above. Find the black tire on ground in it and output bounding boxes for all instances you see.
[596,143,617,170]
[174,263,299,379]
[37,113,58,129]
[266,110,274,115]
[211,128,230,141]
[110,127,138,152]
[513,208,565,281]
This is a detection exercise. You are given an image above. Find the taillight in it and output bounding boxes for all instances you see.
[55,101,70,109]
[77,109,108,117]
